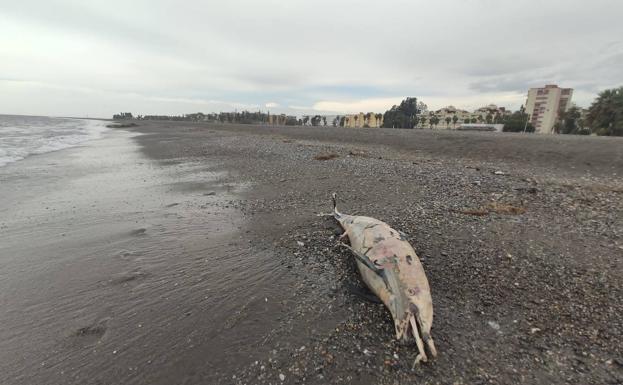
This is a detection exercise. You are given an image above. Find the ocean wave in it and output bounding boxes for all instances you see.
[0,116,109,167]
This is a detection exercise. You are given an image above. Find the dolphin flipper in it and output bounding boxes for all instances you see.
[338,243,391,291]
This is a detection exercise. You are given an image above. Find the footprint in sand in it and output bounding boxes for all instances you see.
[129,228,147,236]
[115,249,138,260]
[70,318,110,347]
[110,269,148,285]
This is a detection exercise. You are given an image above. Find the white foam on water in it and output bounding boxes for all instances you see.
[0,116,110,167]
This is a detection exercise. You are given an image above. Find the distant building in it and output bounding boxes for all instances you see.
[343,112,384,128]
[525,85,573,134]
[267,113,287,125]
[473,104,510,121]
[419,104,510,129]
[267,113,298,126]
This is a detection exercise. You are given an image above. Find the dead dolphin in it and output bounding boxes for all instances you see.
[332,193,437,364]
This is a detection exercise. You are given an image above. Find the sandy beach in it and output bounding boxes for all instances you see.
[1,122,622,384]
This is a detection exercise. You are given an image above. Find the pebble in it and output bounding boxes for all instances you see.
[488,321,501,331]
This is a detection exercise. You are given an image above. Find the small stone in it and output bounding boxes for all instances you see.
[488,321,500,331]
[279,373,285,381]
[297,241,305,247]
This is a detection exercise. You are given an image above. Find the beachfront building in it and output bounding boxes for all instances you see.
[418,104,510,129]
[472,104,511,122]
[525,85,573,134]
[418,106,469,129]
[267,113,298,126]
[343,112,384,128]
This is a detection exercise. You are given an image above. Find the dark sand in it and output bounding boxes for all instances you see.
[1,122,622,384]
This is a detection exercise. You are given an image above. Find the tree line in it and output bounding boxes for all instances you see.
[378,97,535,132]
[114,111,300,125]
[555,86,623,136]
[113,86,622,136]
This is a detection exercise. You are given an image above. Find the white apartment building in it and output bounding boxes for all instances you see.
[525,85,573,134]
[418,104,510,129]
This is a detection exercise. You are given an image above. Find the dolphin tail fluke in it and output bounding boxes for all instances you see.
[332,192,341,218]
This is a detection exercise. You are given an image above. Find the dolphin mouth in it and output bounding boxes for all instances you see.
[406,313,437,365]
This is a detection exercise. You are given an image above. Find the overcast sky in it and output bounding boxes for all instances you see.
[1,0,622,118]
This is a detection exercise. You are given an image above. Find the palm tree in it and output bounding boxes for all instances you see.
[445,117,452,129]
[586,86,623,136]
[452,115,458,128]
[420,116,427,128]
[430,116,439,129]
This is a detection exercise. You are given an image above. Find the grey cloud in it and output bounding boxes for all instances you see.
[469,71,558,93]
[1,0,622,117]
[2,1,183,53]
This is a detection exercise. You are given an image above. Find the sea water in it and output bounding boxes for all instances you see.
[0,115,109,167]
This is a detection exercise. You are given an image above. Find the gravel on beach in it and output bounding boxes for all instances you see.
[132,121,623,385]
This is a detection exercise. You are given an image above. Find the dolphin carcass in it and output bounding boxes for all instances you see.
[332,193,437,364]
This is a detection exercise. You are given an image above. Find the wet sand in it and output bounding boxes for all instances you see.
[0,129,292,384]
[1,122,622,384]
